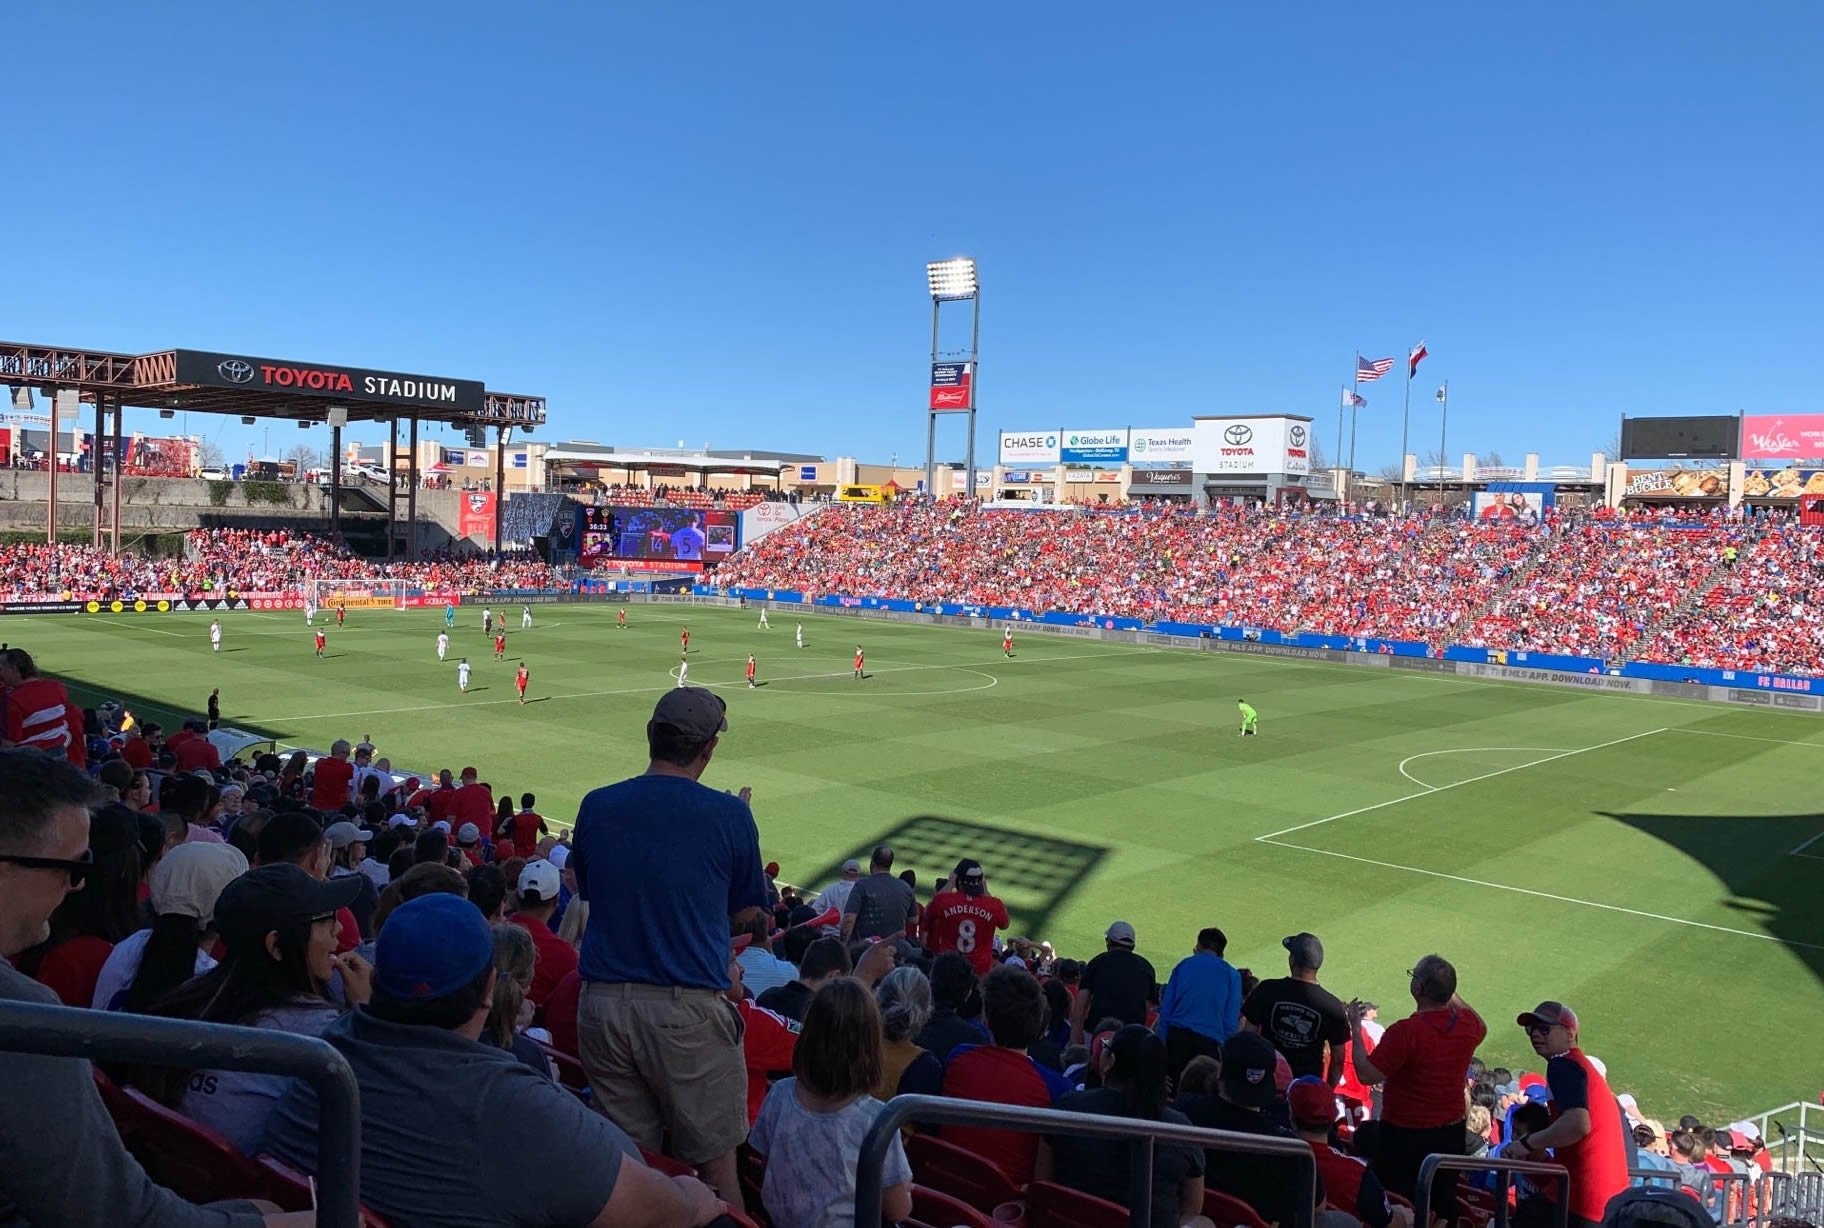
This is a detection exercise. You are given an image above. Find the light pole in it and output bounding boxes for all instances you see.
[925,258,980,499]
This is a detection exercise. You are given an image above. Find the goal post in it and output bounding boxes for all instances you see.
[304,578,407,613]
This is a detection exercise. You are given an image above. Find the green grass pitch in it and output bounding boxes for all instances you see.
[17,601,1823,1117]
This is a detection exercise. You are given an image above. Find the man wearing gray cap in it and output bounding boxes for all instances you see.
[571,687,765,1204]
[1240,931,1350,1084]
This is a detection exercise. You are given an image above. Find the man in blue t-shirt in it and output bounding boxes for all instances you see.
[570,686,766,1204]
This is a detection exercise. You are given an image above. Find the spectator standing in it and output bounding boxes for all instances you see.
[506,859,577,1010]
[262,894,723,1228]
[749,978,914,1228]
[923,858,1009,975]
[310,739,355,810]
[813,859,863,920]
[1348,955,1485,1219]
[0,750,306,1228]
[1156,926,1242,1077]
[1036,1026,1210,1228]
[570,688,766,1202]
[1502,1002,1630,1228]
[1174,1031,1325,1228]
[1077,921,1157,1031]
[940,966,1072,1185]
[1242,932,1349,1083]
[840,845,917,941]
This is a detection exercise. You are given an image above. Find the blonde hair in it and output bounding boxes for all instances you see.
[487,922,536,1049]
[556,898,589,948]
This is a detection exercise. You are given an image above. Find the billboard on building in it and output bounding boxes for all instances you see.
[1742,468,1824,499]
[740,502,818,547]
[1622,467,1728,499]
[999,431,1060,465]
[1128,430,1195,465]
[1191,417,1310,475]
[1059,429,1129,464]
[1740,414,1824,460]
[1619,415,1739,460]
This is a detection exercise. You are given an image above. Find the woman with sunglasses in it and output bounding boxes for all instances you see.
[146,862,371,1153]
[14,804,144,1008]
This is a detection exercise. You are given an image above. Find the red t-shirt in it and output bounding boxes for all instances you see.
[1369,1005,1486,1128]
[543,970,581,1056]
[174,737,221,774]
[311,756,354,811]
[1544,1048,1630,1223]
[427,787,460,825]
[453,785,495,831]
[508,912,577,1007]
[120,736,153,770]
[940,1046,1066,1184]
[924,890,1010,976]
[738,999,801,1126]
[34,936,115,1008]
[506,811,545,859]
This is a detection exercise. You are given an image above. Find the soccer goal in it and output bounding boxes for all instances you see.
[303,577,407,615]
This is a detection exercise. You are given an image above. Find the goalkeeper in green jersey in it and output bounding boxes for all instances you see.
[1237,699,1259,736]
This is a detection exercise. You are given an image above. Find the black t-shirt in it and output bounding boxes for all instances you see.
[755,980,814,1023]
[915,1009,989,1063]
[1241,976,1349,1080]
[1048,1089,1204,1228]
[1175,1093,1324,1228]
[1081,949,1158,1028]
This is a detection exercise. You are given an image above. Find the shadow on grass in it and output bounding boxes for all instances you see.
[1597,809,1824,986]
[57,679,287,745]
[792,814,1111,940]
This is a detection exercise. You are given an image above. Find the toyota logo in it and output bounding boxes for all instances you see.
[217,359,255,385]
[1223,424,1253,445]
[1289,425,1307,446]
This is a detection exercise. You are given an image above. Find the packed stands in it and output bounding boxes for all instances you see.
[1632,525,1824,676]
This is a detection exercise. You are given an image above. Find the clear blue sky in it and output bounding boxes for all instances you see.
[7,2,1820,471]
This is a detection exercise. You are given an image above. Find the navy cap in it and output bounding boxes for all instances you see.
[374,893,494,1001]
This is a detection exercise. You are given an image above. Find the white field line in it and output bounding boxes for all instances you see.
[1789,831,1824,858]
[1253,729,1668,842]
[257,648,1156,723]
[1660,728,1824,750]
[1397,747,1573,790]
[1254,836,1824,952]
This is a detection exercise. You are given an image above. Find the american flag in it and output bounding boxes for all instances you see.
[1357,355,1394,383]
[1342,388,1366,408]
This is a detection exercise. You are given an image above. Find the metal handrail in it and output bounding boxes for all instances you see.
[1628,1166,1682,1188]
[0,1000,362,1228]
[1413,1153,1569,1228]
[854,1093,1318,1228]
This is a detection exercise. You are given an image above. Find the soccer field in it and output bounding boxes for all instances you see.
[16,601,1824,1117]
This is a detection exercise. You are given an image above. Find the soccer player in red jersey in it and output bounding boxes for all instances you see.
[681,627,690,653]
[853,645,864,679]
[1003,628,1014,657]
[314,630,326,658]
[617,609,626,629]
[745,654,756,689]
[335,603,345,626]
[515,663,529,704]
[925,859,1010,976]
[494,632,507,660]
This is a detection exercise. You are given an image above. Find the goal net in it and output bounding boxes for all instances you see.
[304,578,407,614]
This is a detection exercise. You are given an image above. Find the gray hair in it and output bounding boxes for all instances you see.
[1412,953,1457,1005]
[877,965,933,1043]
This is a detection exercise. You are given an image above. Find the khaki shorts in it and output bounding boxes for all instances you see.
[577,981,748,1165]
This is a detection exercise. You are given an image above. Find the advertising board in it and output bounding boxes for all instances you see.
[929,362,974,412]
[1472,484,1556,520]
[1619,415,1739,461]
[1191,417,1311,475]
[172,349,485,414]
[577,505,736,567]
[999,431,1061,465]
[1059,429,1129,464]
[1741,468,1824,500]
[740,501,817,547]
[1739,414,1824,460]
[1128,429,1196,464]
[1622,467,1727,499]
[1131,469,1193,487]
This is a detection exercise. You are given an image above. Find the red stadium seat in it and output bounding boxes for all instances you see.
[907,1133,1024,1211]
[107,1085,271,1207]
[1025,1180,1128,1228]
[1204,1188,1271,1228]
[640,1147,699,1178]
[533,1038,589,1092]
[909,1184,998,1228]
[256,1155,397,1228]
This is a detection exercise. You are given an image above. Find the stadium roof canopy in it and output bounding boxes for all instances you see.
[2,340,545,428]
[541,443,820,476]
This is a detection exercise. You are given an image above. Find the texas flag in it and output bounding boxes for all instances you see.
[1408,340,1429,377]
[930,361,973,411]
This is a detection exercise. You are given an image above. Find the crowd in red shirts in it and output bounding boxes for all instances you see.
[716,503,1823,674]
[593,484,777,510]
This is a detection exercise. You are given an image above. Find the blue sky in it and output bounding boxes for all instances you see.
[7,2,1820,470]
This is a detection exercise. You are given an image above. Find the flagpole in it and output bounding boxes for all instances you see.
[1348,353,1361,501]
[1437,379,1450,502]
[1399,357,1413,509]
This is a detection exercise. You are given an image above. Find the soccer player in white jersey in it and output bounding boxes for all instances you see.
[521,604,533,630]
[458,658,471,693]
[210,620,222,653]
[437,631,449,661]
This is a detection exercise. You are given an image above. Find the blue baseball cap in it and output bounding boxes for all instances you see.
[374,894,494,1001]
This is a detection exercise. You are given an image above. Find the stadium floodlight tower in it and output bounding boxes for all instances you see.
[924,257,981,500]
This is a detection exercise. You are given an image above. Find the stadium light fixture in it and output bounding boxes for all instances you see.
[240,416,255,426]
[927,258,978,301]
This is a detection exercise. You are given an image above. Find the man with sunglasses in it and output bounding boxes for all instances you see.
[0,750,303,1225]
[1502,1001,1629,1228]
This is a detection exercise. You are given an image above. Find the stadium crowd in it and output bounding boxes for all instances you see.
[0,663,1801,1228]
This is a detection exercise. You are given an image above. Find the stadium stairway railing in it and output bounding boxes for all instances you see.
[1412,1154,1570,1228]
[0,999,362,1228]
[857,1094,1319,1228]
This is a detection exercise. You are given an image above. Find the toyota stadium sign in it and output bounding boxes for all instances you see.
[1191,416,1311,475]
[999,431,1061,465]
[173,349,486,413]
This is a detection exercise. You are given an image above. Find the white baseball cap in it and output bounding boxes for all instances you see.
[518,859,561,903]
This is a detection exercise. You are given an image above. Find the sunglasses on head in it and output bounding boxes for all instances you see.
[0,847,94,886]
